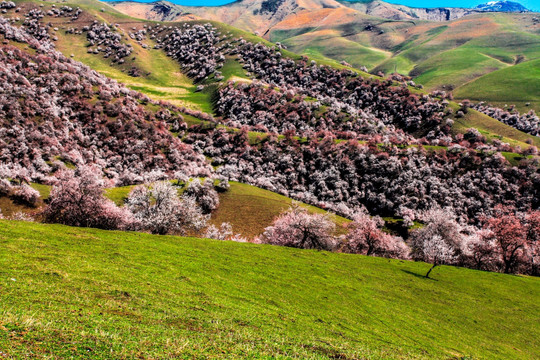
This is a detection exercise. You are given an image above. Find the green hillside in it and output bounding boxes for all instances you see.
[454,58,540,113]
[1,220,539,359]
[269,11,540,107]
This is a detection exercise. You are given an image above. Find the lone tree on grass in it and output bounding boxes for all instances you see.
[410,208,462,278]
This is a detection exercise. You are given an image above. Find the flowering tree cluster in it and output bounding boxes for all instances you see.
[471,206,540,275]
[261,204,539,276]
[260,205,409,258]
[0,17,212,184]
[0,2,16,11]
[83,21,133,64]
[153,23,226,82]
[186,128,538,224]
[216,82,413,141]
[148,23,449,140]
[45,5,82,21]
[472,102,540,137]
[234,42,449,139]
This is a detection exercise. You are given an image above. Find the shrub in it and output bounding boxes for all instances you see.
[43,166,135,230]
[204,222,233,240]
[126,181,208,235]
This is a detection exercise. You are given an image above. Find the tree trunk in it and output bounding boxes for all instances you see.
[425,263,437,278]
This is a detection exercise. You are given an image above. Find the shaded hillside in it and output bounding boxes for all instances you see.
[1,220,539,359]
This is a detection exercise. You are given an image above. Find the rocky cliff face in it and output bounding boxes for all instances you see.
[394,6,480,21]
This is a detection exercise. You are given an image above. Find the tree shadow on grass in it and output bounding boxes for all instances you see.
[401,269,438,281]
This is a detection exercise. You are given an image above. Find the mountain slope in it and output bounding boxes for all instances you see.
[111,0,540,108]
[1,220,539,359]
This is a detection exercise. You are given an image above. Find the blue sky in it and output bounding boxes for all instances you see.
[103,0,540,11]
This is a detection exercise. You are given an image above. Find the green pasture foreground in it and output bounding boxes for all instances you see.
[0,220,539,359]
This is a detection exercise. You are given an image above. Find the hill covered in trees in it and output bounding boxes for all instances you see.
[0,0,539,273]
[112,0,540,112]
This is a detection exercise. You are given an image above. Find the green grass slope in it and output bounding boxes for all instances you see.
[208,182,349,237]
[1,220,539,359]
[454,58,540,114]
[280,30,391,71]
[266,11,540,106]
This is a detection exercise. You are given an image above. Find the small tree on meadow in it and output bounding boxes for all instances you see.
[126,181,208,235]
[260,204,336,251]
[420,234,458,278]
[410,208,462,278]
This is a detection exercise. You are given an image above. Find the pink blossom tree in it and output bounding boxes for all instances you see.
[43,166,135,230]
[482,206,528,274]
[341,210,409,259]
[260,204,336,251]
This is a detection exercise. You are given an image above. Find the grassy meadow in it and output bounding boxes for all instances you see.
[1,220,539,359]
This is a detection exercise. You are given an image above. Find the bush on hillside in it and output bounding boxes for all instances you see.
[43,166,135,230]
[126,181,208,235]
[184,179,220,214]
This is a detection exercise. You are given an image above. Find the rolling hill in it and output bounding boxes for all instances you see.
[1,220,539,359]
[111,0,540,110]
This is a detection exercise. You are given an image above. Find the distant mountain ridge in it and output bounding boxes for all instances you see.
[475,1,529,12]
[111,0,534,27]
